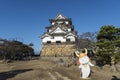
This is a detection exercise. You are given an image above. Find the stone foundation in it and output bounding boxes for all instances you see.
[41,44,76,57]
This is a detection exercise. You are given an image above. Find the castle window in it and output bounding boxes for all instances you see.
[51,36,54,39]
[47,41,51,44]
[56,41,61,43]
[66,39,70,42]
[71,28,74,31]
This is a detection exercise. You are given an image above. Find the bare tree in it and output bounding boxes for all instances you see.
[77,32,97,49]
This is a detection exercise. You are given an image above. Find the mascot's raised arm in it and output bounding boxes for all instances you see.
[75,48,87,57]
[75,48,94,79]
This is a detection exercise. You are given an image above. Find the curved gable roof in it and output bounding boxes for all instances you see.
[55,13,66,20]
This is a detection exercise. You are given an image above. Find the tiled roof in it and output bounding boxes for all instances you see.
[41,13,78,39]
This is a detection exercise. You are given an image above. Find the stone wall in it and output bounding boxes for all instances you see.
[41,44,76,57]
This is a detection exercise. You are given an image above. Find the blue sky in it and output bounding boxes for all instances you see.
[0,0,120,54]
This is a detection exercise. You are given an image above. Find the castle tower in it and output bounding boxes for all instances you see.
[41,13,78,56]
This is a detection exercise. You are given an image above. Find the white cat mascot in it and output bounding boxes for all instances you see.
[75,48,94,79]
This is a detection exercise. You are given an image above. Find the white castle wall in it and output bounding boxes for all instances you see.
[42,36,75,43]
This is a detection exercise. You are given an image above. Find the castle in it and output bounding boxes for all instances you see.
[41,13,78,57]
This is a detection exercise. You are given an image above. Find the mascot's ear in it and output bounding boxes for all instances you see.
[75,51,79,57]
[84,48,88,55]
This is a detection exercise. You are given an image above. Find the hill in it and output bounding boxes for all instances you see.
[0,57,120,80]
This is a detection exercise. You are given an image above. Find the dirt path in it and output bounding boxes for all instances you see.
[0,59,120,80]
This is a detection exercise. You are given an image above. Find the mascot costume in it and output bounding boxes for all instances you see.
[75,48,94,79]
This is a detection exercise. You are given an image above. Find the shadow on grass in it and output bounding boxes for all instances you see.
[0,69,33,80]
[111,75,120,80]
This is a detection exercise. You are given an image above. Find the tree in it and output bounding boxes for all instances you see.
[0,39,35,61]
[96,25,120,72]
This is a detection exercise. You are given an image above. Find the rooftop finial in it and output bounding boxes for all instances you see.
[55,12,66,20]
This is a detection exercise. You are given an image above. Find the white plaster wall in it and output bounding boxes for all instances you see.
[52,22,55,25]
[68,28,71,32]
[66,36,75,42]
[65,21,68,24]
[52,36,66,42]
[42,37,51,43]
[52,27,66,33]
[42,36,76,43]
[49,29,52,32]
[57,21,63,24]
[42,36,66,43]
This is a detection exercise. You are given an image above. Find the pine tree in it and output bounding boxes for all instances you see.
[96,25,120,72]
